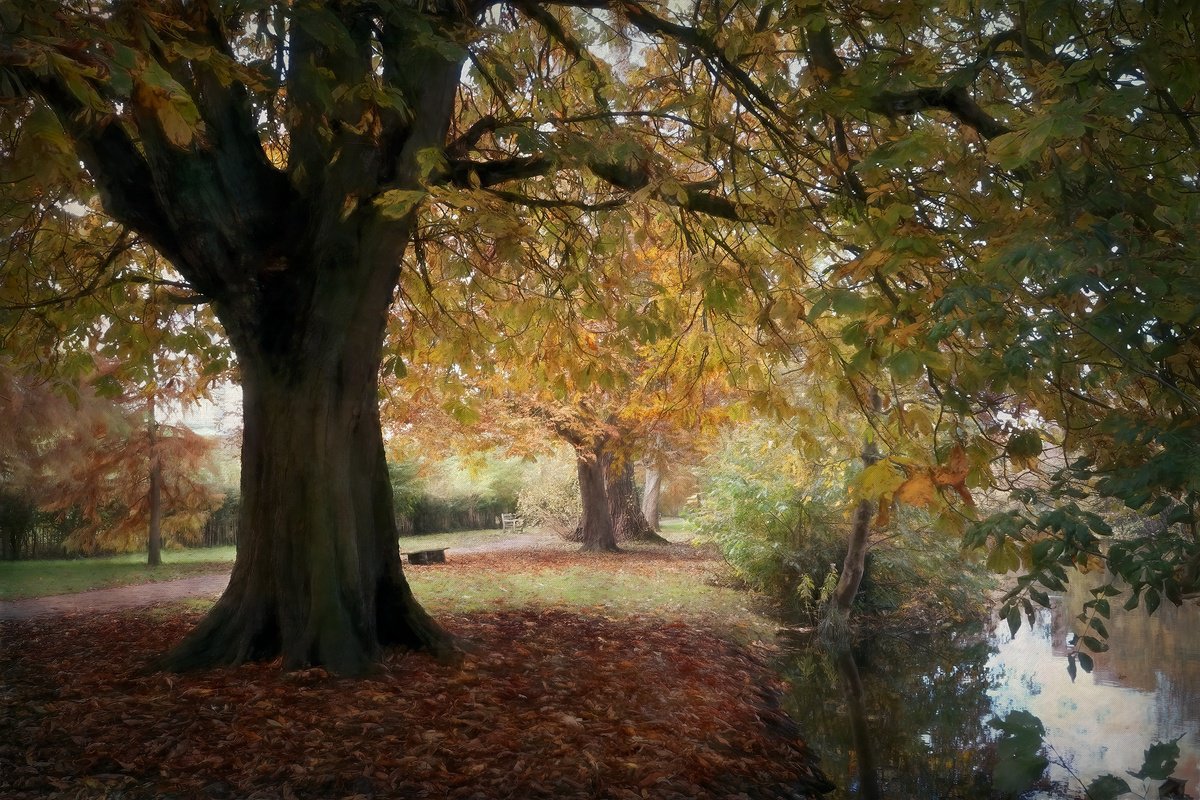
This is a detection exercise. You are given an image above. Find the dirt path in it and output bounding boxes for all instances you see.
[0,572,232,621]
[0,531,581,621]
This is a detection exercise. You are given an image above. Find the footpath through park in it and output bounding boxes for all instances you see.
[0,572,231,621]
[0,531,566,621]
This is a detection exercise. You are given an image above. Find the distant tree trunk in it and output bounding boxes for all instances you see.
[606,455,669,543]
[826,388,883,630]
[147,397,163,567]
[574,443,620,553]
[641,465,662,531]
[829,500,872,614]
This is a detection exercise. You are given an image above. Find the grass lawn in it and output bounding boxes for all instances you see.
[1,524,739,639]
[0,529,556,601]
[396,527,526,552]
[138,518,772,646]
[407,547,774,644]
[0,547,237,601]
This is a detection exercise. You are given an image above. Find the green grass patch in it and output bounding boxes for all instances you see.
[657,516,697,539]
[0,530,517,601]
[0,548,236,601]
[408,559,774,644]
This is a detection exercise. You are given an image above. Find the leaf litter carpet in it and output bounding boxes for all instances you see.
[1,605,831,799]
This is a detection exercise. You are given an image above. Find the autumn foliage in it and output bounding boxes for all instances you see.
[1,606,830,799]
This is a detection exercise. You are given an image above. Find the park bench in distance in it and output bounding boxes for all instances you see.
[405,548,446,565]
[501,513,524,531]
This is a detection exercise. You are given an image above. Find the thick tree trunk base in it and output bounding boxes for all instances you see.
[578,536,622,554]
[156,573,458,675]
[620,527,672,545]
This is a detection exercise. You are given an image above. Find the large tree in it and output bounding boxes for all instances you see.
[3,0,1197,672]
[0,0,762,673]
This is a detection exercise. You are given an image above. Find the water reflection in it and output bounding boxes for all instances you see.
[779,584,1200,798]
[988,580,1200,796]
[779,630,1000,798]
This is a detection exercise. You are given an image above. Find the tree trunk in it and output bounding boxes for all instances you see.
[574,443,620,553]
[826,388,883,630]
[606,455,670,543]
[641,465,662,531]
[159,225,456,675]
[27,5,470,674]
[147,397,162,567]
[829,499,872,614]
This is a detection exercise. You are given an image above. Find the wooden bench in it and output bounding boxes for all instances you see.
[501,513,524,531]
[405,548,446,565]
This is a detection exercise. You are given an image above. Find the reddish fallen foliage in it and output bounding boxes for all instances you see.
[1,607,832,800]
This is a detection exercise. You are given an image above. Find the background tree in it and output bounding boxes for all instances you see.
[392,210,737,550]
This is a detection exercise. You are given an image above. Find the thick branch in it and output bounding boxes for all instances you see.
[806,19,1011,141]
[440,152,762,222]
[21,76,183,264]
[870,86,1011,140]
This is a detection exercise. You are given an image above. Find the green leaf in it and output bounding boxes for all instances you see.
[374,189,427,219]
[990,711,1048,794]
[1077,652,1094,673]
[887,349,921,380]
[1006,604,1022,637]
[830,289,867,315]
[1006,429,1043,460]
[1145,587,1161,614]
[1084,775,1130,800]
[1129,738,1181,781]
[295,6,357,53]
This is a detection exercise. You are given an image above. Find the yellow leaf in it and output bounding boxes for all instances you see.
[895,472,937,508]
[855,460,906,500]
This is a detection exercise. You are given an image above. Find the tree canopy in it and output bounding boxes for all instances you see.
[1,0,1197,671]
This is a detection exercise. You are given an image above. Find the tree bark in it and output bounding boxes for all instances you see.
[574,443,620,553]
[827,388,884,624]
[147,396,162,567]
[124,16,466,675]
[157,223,460,674]
[641,464,662,531]
[829,499,872,614]
[606,455,670,543]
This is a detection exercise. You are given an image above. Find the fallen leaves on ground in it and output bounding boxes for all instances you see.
[1,606,831,799]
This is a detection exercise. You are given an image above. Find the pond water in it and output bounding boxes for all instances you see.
[779,583,1200,799]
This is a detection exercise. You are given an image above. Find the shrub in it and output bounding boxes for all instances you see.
[390,452,534,534]
[690,421,847,621]
[516,450,581,538]
[692,419,990,625]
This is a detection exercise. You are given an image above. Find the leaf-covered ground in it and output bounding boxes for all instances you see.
[1,575,832,799]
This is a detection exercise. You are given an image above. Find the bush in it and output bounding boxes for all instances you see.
[516,450,581,538]
[390,452,533,535]
[690,421,847,621]
[691,420,989,625]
